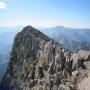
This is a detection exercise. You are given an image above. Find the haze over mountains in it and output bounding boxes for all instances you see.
[0,27,22,79]
[0,26,90,80]
[41,26,90,53]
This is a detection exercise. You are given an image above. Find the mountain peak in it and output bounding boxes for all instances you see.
[23,25,35,31]
[1,26,71,89]
[21,25,50,41]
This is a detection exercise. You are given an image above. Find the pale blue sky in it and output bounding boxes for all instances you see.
[0,0,90,28]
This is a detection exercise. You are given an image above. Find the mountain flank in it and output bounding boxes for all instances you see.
[1,26,90,90]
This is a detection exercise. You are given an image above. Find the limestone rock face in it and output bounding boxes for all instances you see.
[70,51,90,90]
[70,50,90,70]
[1,26,90,90]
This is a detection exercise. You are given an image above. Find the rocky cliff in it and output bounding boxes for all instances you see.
[1,26,90,90]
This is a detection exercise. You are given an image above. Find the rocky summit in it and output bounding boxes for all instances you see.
[1,26,90,90]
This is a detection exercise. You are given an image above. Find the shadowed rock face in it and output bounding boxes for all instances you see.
[1,26,90,90]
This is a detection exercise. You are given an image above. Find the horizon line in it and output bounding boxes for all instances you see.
[0,25,90,30]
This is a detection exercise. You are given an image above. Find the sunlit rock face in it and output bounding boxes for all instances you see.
[1,26,90,90]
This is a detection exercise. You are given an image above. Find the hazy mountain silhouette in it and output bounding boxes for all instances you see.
[41,26,90,52]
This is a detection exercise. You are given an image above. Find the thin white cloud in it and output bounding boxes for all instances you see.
[0,2,7,9]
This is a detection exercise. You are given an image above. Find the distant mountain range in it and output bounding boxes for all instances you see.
[41,26,90,53]
[0,27,22,80]
[0,26,90,80]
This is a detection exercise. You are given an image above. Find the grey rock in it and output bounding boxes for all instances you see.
[1,26,90,90]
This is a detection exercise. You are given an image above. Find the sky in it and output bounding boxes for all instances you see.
[0,0,90,28]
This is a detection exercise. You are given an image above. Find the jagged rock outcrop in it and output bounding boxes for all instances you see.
[1,26,90,90]
[70,51,90,90]
[70,50,90,70]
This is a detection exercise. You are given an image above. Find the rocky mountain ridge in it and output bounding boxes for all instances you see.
[1,26,90,90]
[0,26,90,80]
